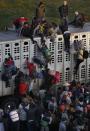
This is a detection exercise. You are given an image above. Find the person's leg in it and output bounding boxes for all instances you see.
[64,35,70,52]
[75,126,80,131]
[45,126,49,131]
[13,121,20,131]
[20,121,27,131]
[27,122,32,131]
[0,122,5,131]
[74,59,83,74]
[59,122,66,131]
[40,126,44,131]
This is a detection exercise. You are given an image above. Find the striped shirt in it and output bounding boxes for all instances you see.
[18,104,29,121]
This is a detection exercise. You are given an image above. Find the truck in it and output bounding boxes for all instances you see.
[0,23,90,112]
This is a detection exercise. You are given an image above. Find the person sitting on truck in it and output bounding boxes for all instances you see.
[33,19,47,43]
[69,11,85,28]
[13,17,29,31]
[35,1,45,21]
[20,22,31,37]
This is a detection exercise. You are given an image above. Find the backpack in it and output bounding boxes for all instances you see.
[83,50,88,59]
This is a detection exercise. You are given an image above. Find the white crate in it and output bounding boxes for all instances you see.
[55,35,64,51]
[79,60,86,82]
[63,51,71,82]
[20,39,30,65]
[2,41,12,61]
[11,40,21,68]
[87,32,90,50]
[0,44,3,96]
[79,32,88,49]
[0,42,13,95]
[55,35,64,83]
[86,51,90,81]
[71,33,80,41]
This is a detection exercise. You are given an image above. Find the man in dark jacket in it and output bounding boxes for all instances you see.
[24,98,38,131]
[59,1,68,20]
[69,11,85,28]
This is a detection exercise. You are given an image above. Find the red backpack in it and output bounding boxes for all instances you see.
[52,71,61,84]
[19,82,28,95]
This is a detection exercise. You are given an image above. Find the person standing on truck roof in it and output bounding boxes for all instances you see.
[59,1,68,22]
[69,11,85,28]
[36,1,45,21]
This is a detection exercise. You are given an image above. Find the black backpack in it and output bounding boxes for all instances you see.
[83,50,88,59]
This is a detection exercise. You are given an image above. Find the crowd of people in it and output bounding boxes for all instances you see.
[13,0,88,74]
[0,81,90,131]
[0,1,90,131]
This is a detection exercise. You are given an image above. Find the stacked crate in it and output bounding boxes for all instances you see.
[86,32,90,82]
[55,35,64,83]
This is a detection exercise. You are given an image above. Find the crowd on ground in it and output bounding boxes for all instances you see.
[0,81,90,131]
[0,1,90,131]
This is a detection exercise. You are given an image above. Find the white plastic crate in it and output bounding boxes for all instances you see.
[86,49,90,81]
[79,60,86,82]
[55,35,64,83]
[63,51,71,83]
[0,44,3,96]
[2,41,12,61]
[20,39,30,65]
[79,32,88,50]
[11,40,21,68]
[88,32,90,50]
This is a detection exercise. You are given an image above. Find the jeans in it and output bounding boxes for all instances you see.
[74,59,83,74]
[59,122,66,131]
[0,122,5,131]
[20,120,27,131]
[40,126,49,131]
[27,121,36,131]
[10,121,20,131]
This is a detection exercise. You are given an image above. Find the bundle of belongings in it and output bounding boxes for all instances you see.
[13,17,29,30]
[48,70,61,84]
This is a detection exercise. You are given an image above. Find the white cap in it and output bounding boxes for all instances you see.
[63,82,70,87]
[75,11,79,15]
[76,106,83,112]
